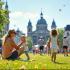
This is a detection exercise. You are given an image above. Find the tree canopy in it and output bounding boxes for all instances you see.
[0,1,9,31]
[57,28,64,48]
[26,36,33,50]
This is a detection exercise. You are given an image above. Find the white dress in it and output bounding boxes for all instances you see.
[50,36,58,53]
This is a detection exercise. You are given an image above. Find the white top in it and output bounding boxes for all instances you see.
[21,43,29,51]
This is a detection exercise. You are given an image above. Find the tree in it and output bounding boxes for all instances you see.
[26,37,33,50]
[0,1,9,31]
[57,28,64,48]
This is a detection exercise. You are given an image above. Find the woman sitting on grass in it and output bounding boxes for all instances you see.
[48,29,59,62]
[2,30,24,60]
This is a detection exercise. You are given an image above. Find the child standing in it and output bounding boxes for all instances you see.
[20,35,30,60]
[48,30,59,62]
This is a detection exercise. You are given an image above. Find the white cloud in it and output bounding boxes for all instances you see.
[10,11,65,35]
[9,11,55,35]
[9,11,38,19]
[9,11,39,35]
[10,11,23,18]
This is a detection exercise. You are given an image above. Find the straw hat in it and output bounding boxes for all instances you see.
[8,30,16,35]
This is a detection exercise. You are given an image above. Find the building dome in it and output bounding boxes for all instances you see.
[37,12,47,25]
[37,18,47,25]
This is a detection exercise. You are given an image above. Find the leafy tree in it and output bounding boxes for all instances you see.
[57,28,64,48]
[26,37,33,50]
[0,1,9,31]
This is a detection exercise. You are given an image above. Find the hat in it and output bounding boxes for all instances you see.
[8,30,16,35]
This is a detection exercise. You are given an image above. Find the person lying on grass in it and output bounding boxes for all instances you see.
[2,30,25,60]
[20,35,30,60]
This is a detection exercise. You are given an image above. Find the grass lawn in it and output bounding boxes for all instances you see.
[0,53,70,70]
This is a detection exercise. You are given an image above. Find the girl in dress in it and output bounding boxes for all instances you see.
[48,29,59,62]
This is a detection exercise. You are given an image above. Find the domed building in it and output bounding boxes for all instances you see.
[27,12,50,45]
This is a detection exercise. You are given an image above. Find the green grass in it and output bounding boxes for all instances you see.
[0,54,70,70]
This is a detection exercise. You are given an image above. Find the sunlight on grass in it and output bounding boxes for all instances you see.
[0,54,70,69]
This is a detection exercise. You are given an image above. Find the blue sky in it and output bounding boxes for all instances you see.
[4,0,70,34]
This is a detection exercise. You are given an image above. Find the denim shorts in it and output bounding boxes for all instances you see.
[6,51,18,60]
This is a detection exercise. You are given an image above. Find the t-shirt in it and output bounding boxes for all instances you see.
[2,38,19,59]
[21,43,28,51]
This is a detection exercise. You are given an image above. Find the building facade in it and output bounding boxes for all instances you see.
[64,25,70,37]
[27,12,50,45]
[64,25,70,51]
[27,12,57,45]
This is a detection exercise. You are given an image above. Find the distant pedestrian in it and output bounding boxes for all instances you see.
[32,45,36,54]
[43,45,47,54]
[63,36,69,56]
[39,45,44,55]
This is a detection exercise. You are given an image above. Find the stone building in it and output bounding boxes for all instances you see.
[27,12,57,45]
[64,25,70,51]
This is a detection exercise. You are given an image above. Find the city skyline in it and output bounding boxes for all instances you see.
[3,0,70,34]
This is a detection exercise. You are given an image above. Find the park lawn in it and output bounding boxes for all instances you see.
[0,54,70,70]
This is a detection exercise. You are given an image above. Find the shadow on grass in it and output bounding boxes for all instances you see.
[54,62,67,65]
[17,58,36,62]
